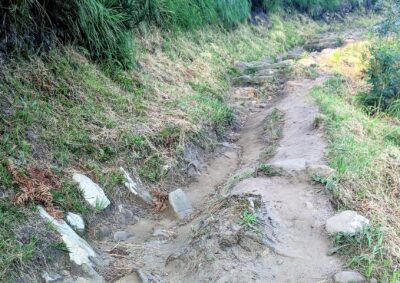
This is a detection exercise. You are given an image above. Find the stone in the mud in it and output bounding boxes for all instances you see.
[66,212,85,232]
[117,207,139,225]
[95,226,112,240]
[152,228,176,240]
[38,206,97,267]
[72,173,110,210]
[168,189,193,219]
[306,164,335,179]
[333,271,366,283]
[120,167,153,205]
[233,75,274,86]
[113,231,133,241]
[41,271,63,282]
[271,158,307,172]
[305,37,343,52]
[326,210,369,235]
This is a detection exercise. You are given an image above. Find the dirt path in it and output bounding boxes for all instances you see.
[93,35,358,283]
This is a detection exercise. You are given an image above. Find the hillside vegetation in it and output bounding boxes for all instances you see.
[1,0,376,67]
[0,0,384,281]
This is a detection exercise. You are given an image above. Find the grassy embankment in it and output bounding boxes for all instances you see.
[311,38,400,281]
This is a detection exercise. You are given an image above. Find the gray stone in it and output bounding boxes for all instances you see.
[233,75,274,86]
[96,226,112,240]
[306,164,335,179]
[333,271,366,283]
[113,231,133,241]
[326,210,370,235]
[117,207,139,225]
[72,173,110,210]
[271,158,307,172]
[66,212,85,232]
[369,278,378,283]
[41,271,63,282]
[168,189,193,219]
[152,228,176,240]
[120,167,153,204]
[38,206,97,267]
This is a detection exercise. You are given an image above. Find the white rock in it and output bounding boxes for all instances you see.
[333,271,366,283]
[326,210,369,235]
[169,189,193,219]
[72,173,110,209]
[66,212,85,232]
[38,206,97,266]
[120,167,152,204]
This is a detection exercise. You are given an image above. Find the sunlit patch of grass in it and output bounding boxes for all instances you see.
[318,40,370,80]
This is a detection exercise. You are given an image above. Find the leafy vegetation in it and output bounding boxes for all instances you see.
[0,0,377,67]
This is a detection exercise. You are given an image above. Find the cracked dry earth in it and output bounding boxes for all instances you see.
[89,35,358,283]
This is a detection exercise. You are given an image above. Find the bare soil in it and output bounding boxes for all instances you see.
[90,34,363,283]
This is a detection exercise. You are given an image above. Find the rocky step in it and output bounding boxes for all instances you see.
[304,37,343,52]
[232,75,275,86]
[235,59,293,75]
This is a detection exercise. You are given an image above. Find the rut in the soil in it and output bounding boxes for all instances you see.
[96,35,355,283]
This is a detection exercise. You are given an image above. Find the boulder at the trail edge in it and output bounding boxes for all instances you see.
[326,210,369,235]
[333,271,366,283]
[169,189,193,219]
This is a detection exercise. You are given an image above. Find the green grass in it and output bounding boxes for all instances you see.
[311,75,400,280]
[239,209,259,229]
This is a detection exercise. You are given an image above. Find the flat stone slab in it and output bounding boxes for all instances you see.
[326,210,369,235]
[72,173,110,210]
[66,212,85,232]
[271,158,307,172]
[38,206,97,266]
[120,167,153,205]
[169,189,193,219]
[333,271,366,283]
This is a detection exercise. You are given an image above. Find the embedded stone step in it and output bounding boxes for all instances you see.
[232,75,275,86]
[72,173,110,210]
[120,167,153,205]
[305,38,343,52]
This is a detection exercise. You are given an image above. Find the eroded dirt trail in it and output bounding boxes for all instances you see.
[97,35,359,283]
[231,77,342,282]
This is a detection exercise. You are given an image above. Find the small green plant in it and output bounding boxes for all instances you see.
[94,198,108,212]
[239,209,259,229]
[257,163,278,176]
[50,241,70,253]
